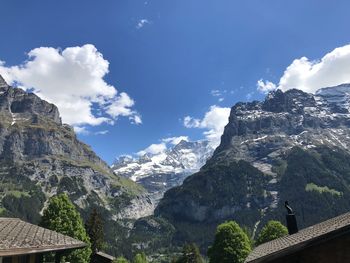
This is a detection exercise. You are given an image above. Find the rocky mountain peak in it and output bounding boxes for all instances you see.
[262,88,316,113]
[216,84,350,172]
[112,139,214,209]
[154,85,350,252]
[0,76,61,125]
[0,75,8,88]
[0,76,150,224]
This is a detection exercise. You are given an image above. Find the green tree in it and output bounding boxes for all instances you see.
[132,252,148,263]
[207,221,251,263]
[86,208,105,253]
[256,220,288,246]
[113,256,129,263]
[175,243,203,263]
[41,193,92,263]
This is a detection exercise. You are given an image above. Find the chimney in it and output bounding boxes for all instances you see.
[285,201,298,234]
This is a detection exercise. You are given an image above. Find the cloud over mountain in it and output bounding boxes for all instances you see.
[184,105,230,147]
[0,44,141,131]
[257,44,350,94]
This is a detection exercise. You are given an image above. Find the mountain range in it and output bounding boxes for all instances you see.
[131,84,350,255]
[112,139,214,207]
[3,71,350,259]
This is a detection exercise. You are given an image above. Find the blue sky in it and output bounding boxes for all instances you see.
[1,0,350,164]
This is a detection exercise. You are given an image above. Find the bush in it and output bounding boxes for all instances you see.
[256,220,288,246]
[207,221,251,263]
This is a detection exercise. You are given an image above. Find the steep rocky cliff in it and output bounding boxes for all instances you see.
[153,84,350,251]
[0,75,153,254]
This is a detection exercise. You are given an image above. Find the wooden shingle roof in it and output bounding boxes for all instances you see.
[246,212,350,263]
[0,217,86,256]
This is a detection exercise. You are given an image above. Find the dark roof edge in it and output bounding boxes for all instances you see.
[248,224,350,263]
[0,242,87,257]
[96,251,116,260]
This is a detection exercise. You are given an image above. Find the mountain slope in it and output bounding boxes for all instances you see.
[112,140,214,206]
[153,84,350,251]
[0,75,156,257]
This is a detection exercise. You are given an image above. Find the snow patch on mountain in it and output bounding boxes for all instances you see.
[112,140,214,206]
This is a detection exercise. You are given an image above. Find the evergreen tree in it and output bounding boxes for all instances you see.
[256,220,288,246]
[86,208,105,253]
[175,243,203,263]
[113,256,129,263]
[207,221,251,263]
[41,193,92,263]
[132,252,148,263]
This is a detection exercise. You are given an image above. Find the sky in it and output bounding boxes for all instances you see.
[1,0,350,164]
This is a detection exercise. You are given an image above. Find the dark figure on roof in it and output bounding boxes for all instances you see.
[285,201,294,215]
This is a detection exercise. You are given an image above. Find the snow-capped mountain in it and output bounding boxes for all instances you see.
[112,140,214,202]
[153,83,350,251]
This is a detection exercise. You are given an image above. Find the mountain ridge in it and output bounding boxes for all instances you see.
[112,139,214,208]
[149,84,350,253]
[0,75,153,256]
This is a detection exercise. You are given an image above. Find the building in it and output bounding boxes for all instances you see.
[245,212,350,263]
[0,217,86,263]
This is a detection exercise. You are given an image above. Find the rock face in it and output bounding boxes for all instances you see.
[216,87,350,164]
[0,75,151,224]
[112,140,214,207]
[154,84,350,251]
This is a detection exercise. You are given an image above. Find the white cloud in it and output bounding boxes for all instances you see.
[162,136,189,145]
[257,79,277,94]
[74,126,89,135]
[183,116,201,128]
[136,19,150,29]
[130,114,142,125]
[0,44,141,129]
[137,136,189,156]
[257,44,350,94]
[210,89,221,97]
[137,143,167,156]
[95,130,109,135]
[184,105,230,147]
[210,89,227,102]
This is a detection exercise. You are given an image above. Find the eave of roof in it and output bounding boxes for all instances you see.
[0,242,86,257]
[245,212,350,263]
[248,225,350,263]
[96,251,116,260]
[0,217,86,256]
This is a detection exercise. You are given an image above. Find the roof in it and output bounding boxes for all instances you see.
[0,217,86,256]
[95,251,116,260]
[246,212,350,263]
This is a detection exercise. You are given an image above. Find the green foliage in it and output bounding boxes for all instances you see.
[174,243,203,263]
[255,220,288,246]
[305,183,342,196]
[114,256,129,263]
[0,163,45,223]
[133,252,148,263]
[207,221,251,263]
[269,146,350,229]
[41,193,92,263]
[2,191,45,223]
[126,216,176,257]
[86,208,105,253]
[155,160,270,250]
